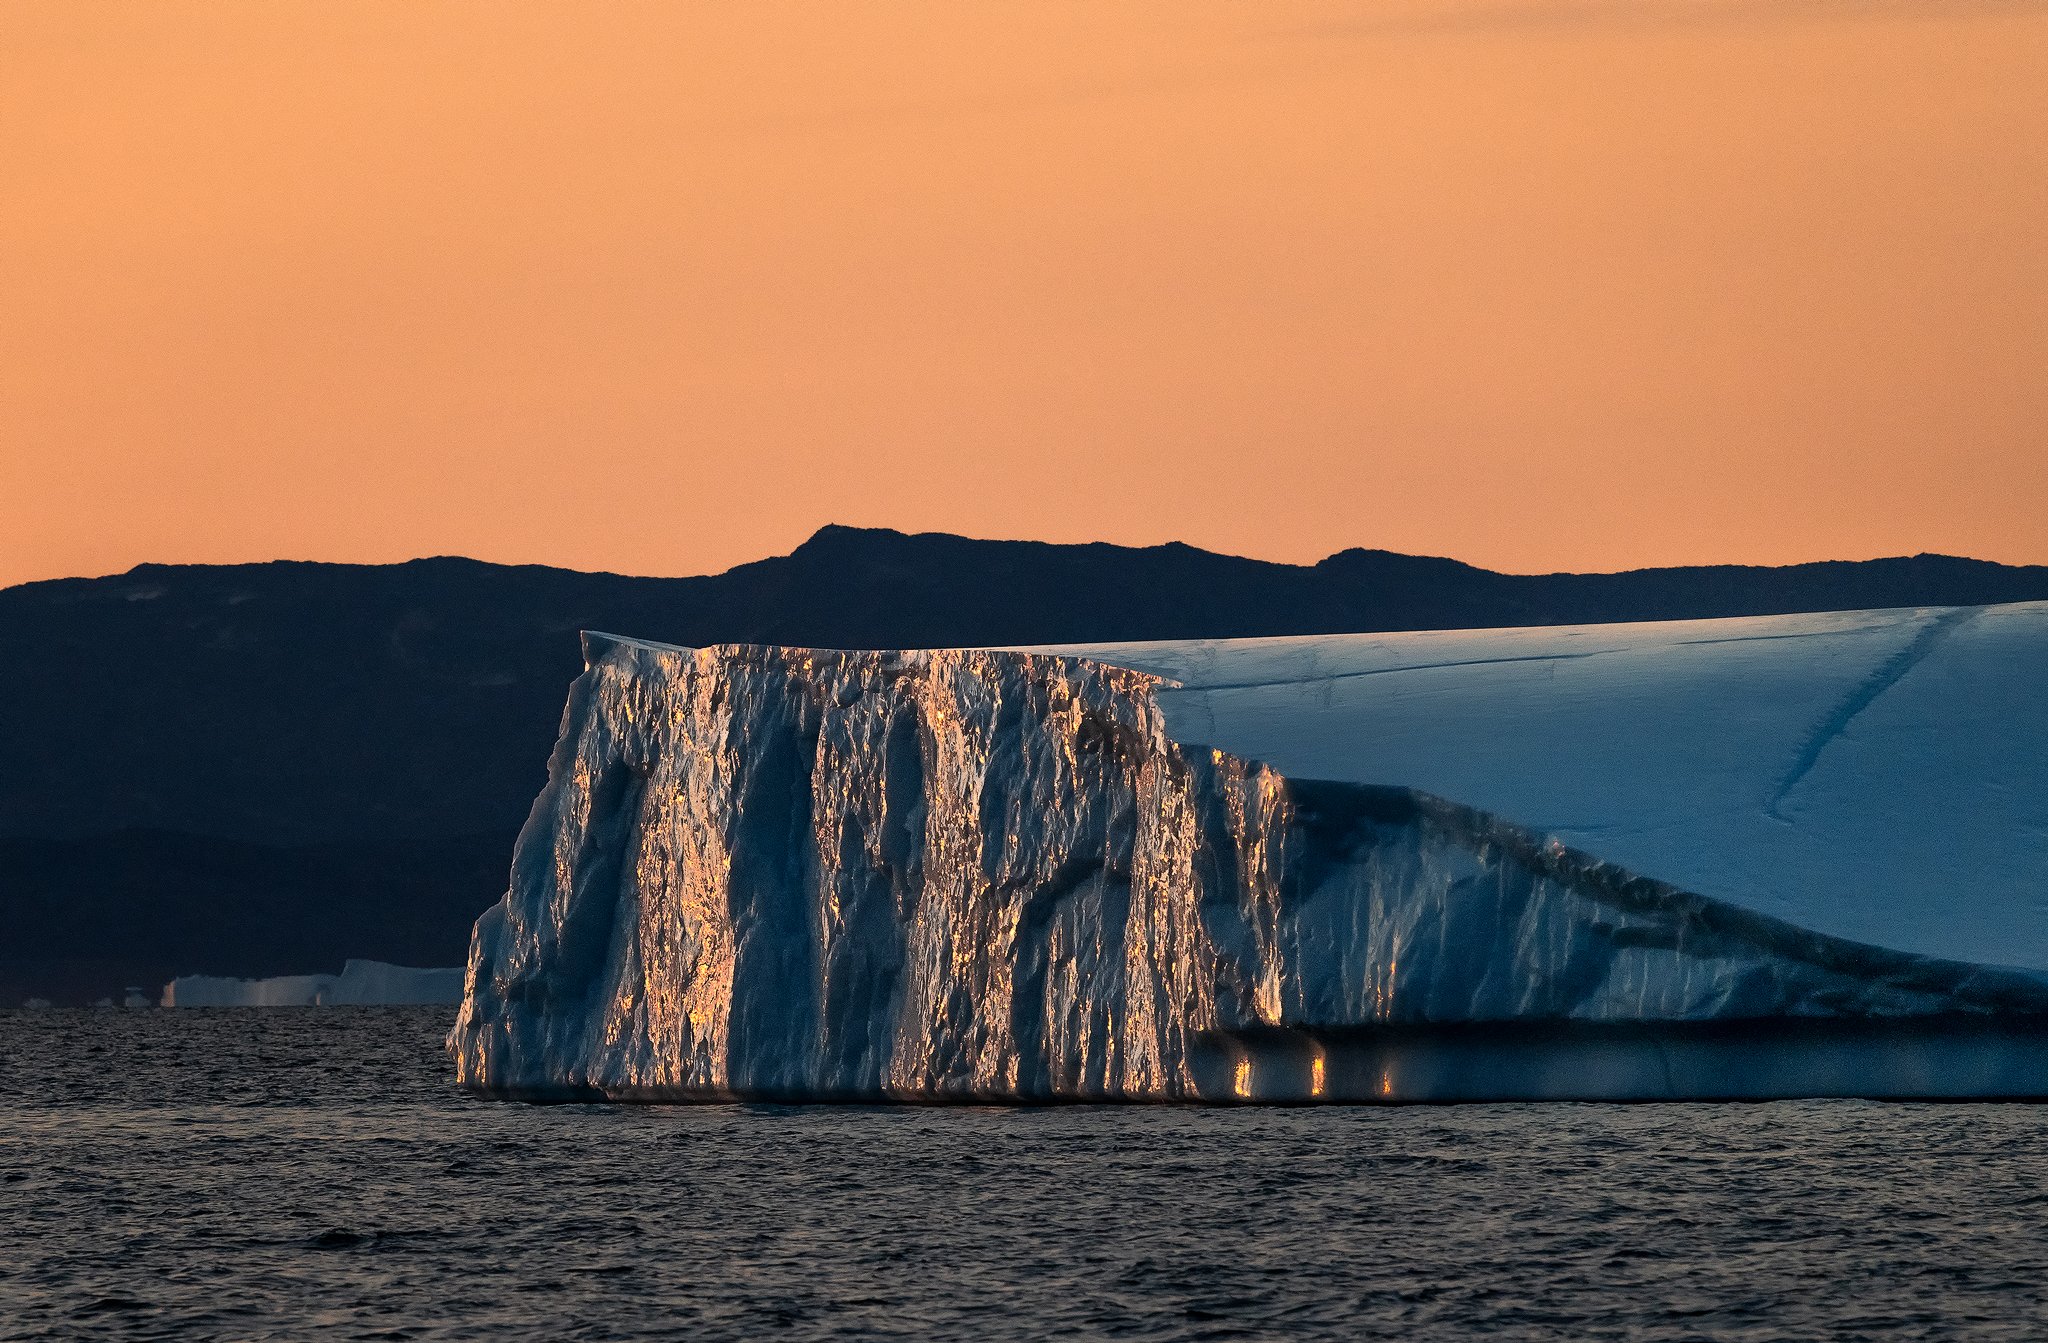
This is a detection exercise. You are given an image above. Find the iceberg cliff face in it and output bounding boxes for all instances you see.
[449,632,2048,1102]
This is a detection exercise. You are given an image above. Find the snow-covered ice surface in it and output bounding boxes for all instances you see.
[1046,602,2048,975]
[450,616,2048,1103]
[163,960,464,1007]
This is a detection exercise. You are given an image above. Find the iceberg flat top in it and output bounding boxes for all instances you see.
[1040,602,2048,973]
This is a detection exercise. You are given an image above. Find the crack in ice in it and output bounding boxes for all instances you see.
[1163,650,1608,694]
[1763,607,1980,824]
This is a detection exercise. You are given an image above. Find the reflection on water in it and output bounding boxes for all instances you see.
[5,1007,2048,1341]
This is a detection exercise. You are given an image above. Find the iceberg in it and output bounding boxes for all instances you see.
[450,608,2048,1102]
[163,959,465,1007]
[1048,602,2048,973]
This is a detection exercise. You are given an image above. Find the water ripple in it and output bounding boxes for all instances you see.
[4,1008,2047,1340]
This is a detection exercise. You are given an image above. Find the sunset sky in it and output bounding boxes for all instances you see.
[4,0,2044,589]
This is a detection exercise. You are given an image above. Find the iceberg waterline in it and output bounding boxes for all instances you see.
[448,631,2048,1102]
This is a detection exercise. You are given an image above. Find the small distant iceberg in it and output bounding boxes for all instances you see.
[162,959,465,1007]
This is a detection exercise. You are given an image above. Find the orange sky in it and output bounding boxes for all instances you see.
[4,1,2045,588]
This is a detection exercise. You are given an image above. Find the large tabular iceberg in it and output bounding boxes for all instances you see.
[450,604,2048,1102]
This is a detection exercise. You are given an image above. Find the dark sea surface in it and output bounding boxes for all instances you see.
[6,1009,2048,1341]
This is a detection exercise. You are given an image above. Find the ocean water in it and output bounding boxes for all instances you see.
[5,1009,2048,1341]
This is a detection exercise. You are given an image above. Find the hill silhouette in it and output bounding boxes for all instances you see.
[6,526,2045,1001]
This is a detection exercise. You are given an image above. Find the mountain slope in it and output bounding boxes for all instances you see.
[9,527,2045,847]
[4,527,2045,1001]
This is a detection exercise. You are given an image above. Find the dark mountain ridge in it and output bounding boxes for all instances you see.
[5,526,2045,1001]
